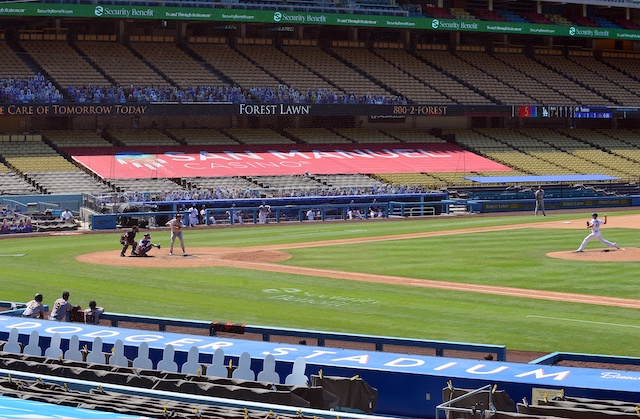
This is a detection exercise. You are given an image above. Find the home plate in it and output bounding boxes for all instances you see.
[184,254,196,258]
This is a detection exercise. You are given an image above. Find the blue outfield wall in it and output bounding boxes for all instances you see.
[468,196,638,213]
[1,317,640,418]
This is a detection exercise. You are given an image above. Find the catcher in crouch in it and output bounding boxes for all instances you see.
[134,232,161,257]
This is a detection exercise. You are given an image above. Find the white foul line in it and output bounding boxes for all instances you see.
[527,315,640,329]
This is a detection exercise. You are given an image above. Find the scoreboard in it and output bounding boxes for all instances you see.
[517,106,624,119]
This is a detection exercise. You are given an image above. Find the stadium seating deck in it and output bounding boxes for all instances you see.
[168,128,240,146]
[1,126,638,195]
[189,42,280,92]
[285,44,390,99]
[20,41,110,88]
[0,42,35,79]
[335,45,452,104]
[282,128,354,145]
[109,129,180,147]
[76,41,170,88]
[27,171,112,194]
[235,43,339,95]
[332,128,398,143]
[375,48,489,105]
[130,40,226,90]
[42,130,114,148]
[415,51,533,105]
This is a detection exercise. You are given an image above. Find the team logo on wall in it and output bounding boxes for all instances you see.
[274,12,282,22]
[432,19,439,29]
[94,5,103,16]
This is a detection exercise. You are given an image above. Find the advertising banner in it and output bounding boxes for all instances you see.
[1,3,640,41]
[0,103,511,117]
[65,143,512,179]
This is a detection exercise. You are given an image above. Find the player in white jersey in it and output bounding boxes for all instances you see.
[188,205,199,227]
[576,213,620,252]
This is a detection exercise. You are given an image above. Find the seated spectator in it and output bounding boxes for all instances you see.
[24,218,33,233]
[0,219,8,234]
[16,219,25,233]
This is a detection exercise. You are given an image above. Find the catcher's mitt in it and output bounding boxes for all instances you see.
[156,243,162,249]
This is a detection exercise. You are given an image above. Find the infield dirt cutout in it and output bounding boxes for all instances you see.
[77,214,640,309]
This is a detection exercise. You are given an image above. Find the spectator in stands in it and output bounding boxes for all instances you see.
[24,218,33,233]
[534,186,546,216]
[83,300,105,325]
[49,291,76,322]
[16,219,25,233]
[0,74,61,103]
[0,219,8,234]
[8,219,17,234]
[22,293,45,319]
[61,208,73,221]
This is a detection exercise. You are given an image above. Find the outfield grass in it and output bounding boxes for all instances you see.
[2,210,639,357]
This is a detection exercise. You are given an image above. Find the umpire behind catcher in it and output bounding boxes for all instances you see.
[120,225,139,257]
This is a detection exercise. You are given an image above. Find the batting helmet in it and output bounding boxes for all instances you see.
[34,293,43,302]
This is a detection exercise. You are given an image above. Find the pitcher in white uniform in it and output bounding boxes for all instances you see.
[576,212,620,252]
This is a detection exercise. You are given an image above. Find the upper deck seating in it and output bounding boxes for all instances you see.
[130,40,226,91]
[76,41,169,89]
[20,41,110,89]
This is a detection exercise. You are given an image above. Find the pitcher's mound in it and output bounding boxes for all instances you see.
[548,247,640,262]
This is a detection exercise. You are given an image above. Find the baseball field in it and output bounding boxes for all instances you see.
[3,209,640,358]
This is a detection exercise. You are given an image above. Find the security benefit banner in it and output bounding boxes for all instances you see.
[2,3,640,41]
[64,143,512,179]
